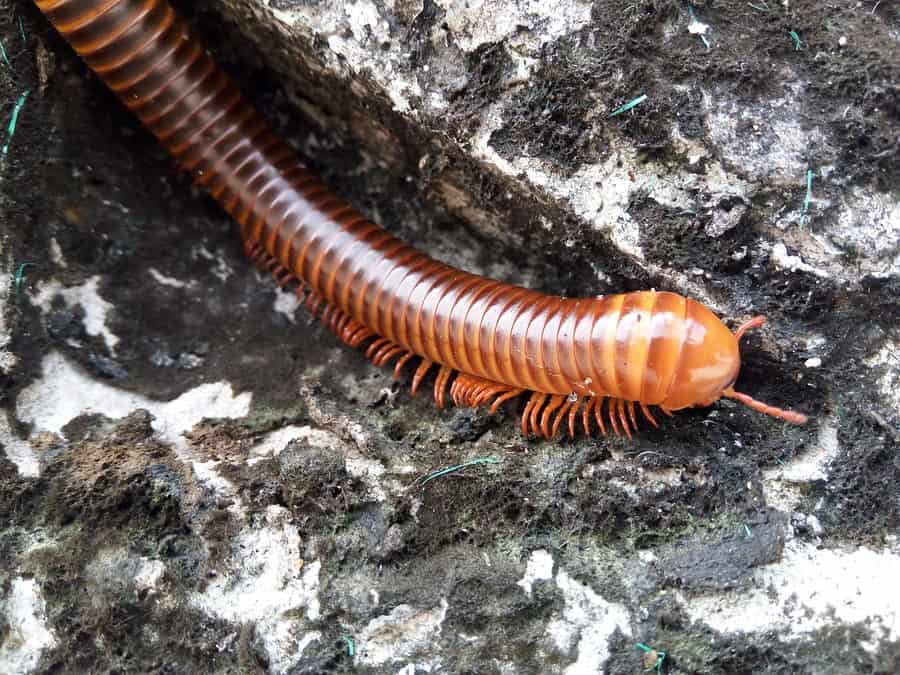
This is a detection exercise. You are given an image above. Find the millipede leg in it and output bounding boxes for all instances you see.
[365,337,390,360]
[482,387,502,407]
[551,399,573,440]
[539,395,566,440]
[581,397,593,436]
[393,352,414,379]
[434,366,453,409]
[530,393,548,437]
[617,399,632,439]
[450,377,467,406]
[273,266,292,287]
[334,313,351,335]
[451,377,475,408]
[369,342,394,365]
[521,392,547,437]
[607,398,620,436]
[327,310,341,332]
[467,384,488,407]
[489,388,523,414]
[345,325,373,347]
[468,385,484,407]
[375,346,404,368]
[627,401,639,432]
[306,292,324,317]
[321,304,337,327]
[411,360,434,396]
[521,396,537,436]
[568,398,581,438]
[640,403,659,428]
[456,380,480,406]
[472,384,500,407]
[593,397,608,436]
[243,240,302,295]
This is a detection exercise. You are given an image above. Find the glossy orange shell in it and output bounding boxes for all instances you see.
[37,0,781,434]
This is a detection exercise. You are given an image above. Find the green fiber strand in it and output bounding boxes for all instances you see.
[609,94,648,117]
[14,263,35,292]
[2,90,30,158]
[0,41,11,69]
[420,458,500,486]
[803,169,813,212]
[789,31,802,50]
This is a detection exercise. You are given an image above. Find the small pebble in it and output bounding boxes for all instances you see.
[838,36,847,47]
[804,357,822,368]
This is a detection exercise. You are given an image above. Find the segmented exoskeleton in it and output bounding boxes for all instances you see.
[35,0,808,439]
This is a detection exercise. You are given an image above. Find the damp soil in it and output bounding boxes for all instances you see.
[1,1,899,673]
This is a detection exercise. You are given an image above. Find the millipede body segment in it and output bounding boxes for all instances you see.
[36,0,809,439]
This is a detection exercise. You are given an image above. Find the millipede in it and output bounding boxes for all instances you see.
[35,0,809,440]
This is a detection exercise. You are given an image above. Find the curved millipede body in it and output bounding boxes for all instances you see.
[35,0,809,439]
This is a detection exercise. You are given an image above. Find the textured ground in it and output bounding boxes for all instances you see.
[1,0,899,673]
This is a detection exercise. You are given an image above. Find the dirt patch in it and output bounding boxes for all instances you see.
[813,409,900,547]
[2,0,898,673]
[0,411,243,672]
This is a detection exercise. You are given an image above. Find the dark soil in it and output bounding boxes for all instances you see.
[1,0,898,673]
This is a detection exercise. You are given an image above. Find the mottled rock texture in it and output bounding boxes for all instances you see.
[1,0,899,673]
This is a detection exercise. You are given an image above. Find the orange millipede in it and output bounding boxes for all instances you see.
[36,0,809,439]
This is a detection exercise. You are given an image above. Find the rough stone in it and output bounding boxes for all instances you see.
[1,1,899,673]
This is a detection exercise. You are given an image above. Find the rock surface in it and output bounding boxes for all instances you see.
[1,0,899,673]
